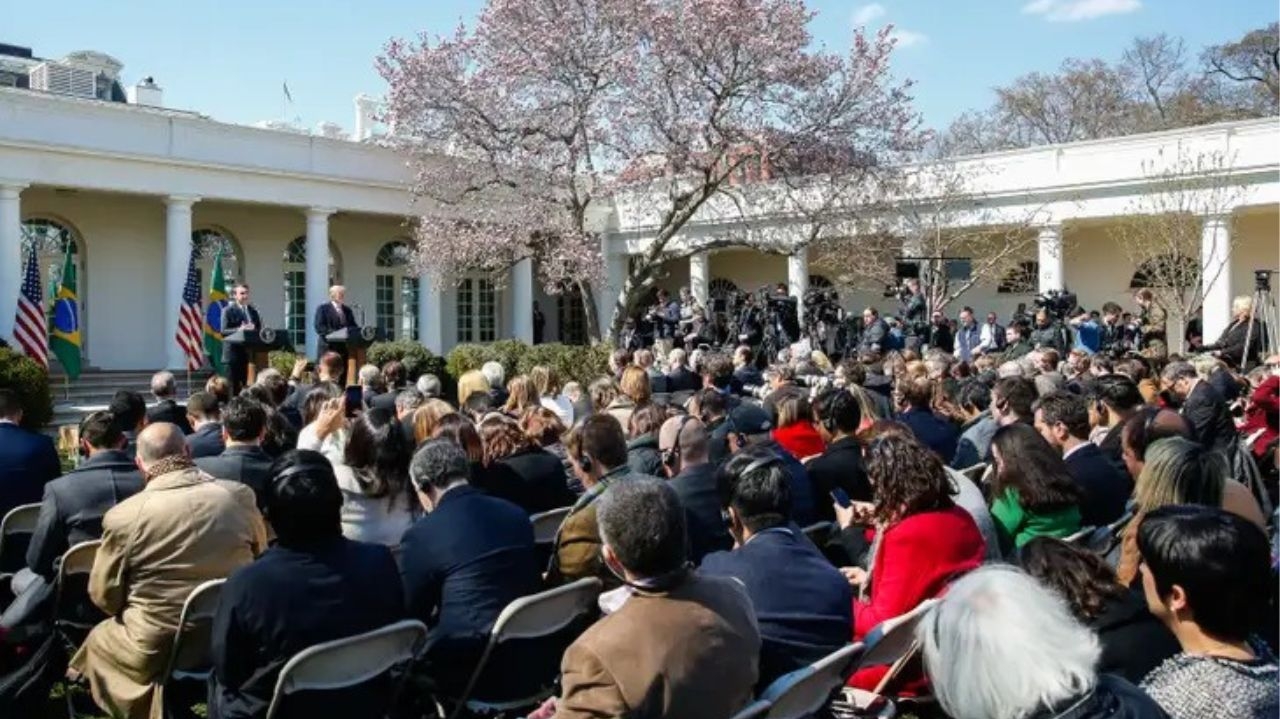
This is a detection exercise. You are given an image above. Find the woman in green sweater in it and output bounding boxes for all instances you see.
[989,423,1083,553]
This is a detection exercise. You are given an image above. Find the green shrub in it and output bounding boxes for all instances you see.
[487,339,529,380]
[0,347,53,429]
[516,343,612,388]
[366,340,444,381]
[268,351,299,378]
[445,343,493,380]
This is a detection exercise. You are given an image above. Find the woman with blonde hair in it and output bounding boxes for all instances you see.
[411,398,455,445]
[530,365,574,426]
[456,369,491,407]
[503,375,541,416]
[609,365,650,429]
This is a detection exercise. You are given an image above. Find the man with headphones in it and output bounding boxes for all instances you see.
[806,389,872,523]
[722,404,818,526]
[658,415,732,564]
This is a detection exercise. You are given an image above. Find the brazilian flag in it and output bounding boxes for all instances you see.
[50,250,82,380]
[203,247,228,376]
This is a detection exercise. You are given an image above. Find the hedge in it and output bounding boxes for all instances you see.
[0,347,54,429]
[367,340,446,382]
[515,343,613,388]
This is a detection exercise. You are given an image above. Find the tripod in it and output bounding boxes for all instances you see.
[1242,270,1279,370]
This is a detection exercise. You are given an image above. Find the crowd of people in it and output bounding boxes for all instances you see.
[0,287,1276,719]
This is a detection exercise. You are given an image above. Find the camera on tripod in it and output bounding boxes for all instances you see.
[803,287,842,325]
[1034,289,1078,321]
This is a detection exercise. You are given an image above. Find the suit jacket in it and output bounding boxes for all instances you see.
[701,528,852,688]
[733,366,765,392]
[399,485,540,694]
[1064,443,1132,528]
[210,538,406,719]
[548,466,639,586]
[1182,380,1238,459]
[555,573,760,719]
[186,422,226,460]
[858,319,889,355]
[758,439,818,528]
[805,437,873,523]
[0,422,61,520]
[196,445,274,510]
[668,463,733,565]
[1205,317,1265,368]
[897,408,960,464]
[665,366,701,394]
[145,399,192,435]
[25,449,145,579]
[496,448,578,515]
[314,303,358,355]
[219,304,262,363]
[69,468,266,719]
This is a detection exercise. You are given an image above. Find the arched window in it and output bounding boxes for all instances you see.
[556,283,588,345]
[709,278,740,315]
[192,228,241,297]
[997,261,1038,294]
[456,275,497,343]
[1129,255,1197,289]
[21,218,85,356]
[375,240,418,342]
[282,237,343,347]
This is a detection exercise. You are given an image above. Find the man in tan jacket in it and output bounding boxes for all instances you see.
[554,478,760,719]
[69,422,267,719]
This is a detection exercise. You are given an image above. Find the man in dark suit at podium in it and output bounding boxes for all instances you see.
[315,285,359,360]
[220,284,262,395]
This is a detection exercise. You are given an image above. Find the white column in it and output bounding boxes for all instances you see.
[689,251,710,308]
[788,250,809,323]
[305,208,334,359]
[510,257,534,343]
[1201,214,1233,342]
[418,271,444,354]
[597,250,629,338]
[1037,224,1065,294]
[0,183,26,343]
[165,195,198,370]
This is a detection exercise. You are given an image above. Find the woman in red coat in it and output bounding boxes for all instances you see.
[839,430,986,690]
[771,394,826,461]
[1240,366,1279,461]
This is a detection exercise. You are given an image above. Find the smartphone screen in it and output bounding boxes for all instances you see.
[830,488,852,509]
[343,385,363,418]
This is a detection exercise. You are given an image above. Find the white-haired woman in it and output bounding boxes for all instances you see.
[919,565,1168,719]
[1203,294,1263,369]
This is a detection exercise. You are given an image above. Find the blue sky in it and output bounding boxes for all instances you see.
[5,0,1273,134]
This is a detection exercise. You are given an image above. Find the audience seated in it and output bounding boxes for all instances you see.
[549,415,642,586]
[699,352,742,406]
[1020,537,1179,682]
[108,390,148,460]
[333,408,416,547]
[990,375,1036,427]
[209,450,406,718]
[391,388,423,446]
[411,398,455,446]
[807,389,872,522]
[695,388,733,466]
[554,478,759,718]
[771,394,825,462]
[518,407,578,496]
[920,565,1170,719]
[894,376,959,463]
[145,371,192,434]
[838,433,985,690]
[185,391,225,460]
[283,351,344,416]
[400,439,539,696]
[531,365,574,427]
[989,423,1083,551]
[481,361,508,409]
[296,383,344,464]
[657,416,732,563]
[701,448,851,688]
[1161,361,1238,460]
[455,369,491,409]
[369,360,407,414]
[25,410,143,582]
[1089,374,1146,470]
[0,388,61,520]
[1137,505,1277,719]
[477,414,576,514]
[626,404,667,478]
[950,380,997,469]
[609,366,648,430]
[195,397,273,510]
[724,403,817,526]
[69,423,266,719]
[503,375,542,417]
[664,348,701,394]
[1034,391,1132,526]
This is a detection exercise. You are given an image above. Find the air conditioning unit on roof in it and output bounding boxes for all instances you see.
[29,61,97,98]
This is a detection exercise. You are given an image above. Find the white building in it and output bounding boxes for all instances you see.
[1,46,1277,372]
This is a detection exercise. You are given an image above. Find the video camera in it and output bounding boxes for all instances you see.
[1034,290,1078,321]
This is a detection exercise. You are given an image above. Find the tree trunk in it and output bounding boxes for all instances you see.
[576,279,602,344]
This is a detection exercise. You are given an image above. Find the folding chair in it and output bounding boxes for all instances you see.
[801,521,836,548]
[444,576,603,719]
[1063,525,1096,546]
[756,642,864,719]
[264,619,428,719]
[158,579,225,718]
[530,507,572,546]
[0,502,42,575]
[54,540,103,719]
[957,463,987,485]
[834,598,942,718]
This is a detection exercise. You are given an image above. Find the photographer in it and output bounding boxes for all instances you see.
[928,311,954,354]
[900,278,926,328]
[1029,309,1069,353]
[734,293,764,349]
[769,284,801,346]
[1133,289,1167,357]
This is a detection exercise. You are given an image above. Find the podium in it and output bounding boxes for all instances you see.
[223,328,293,385]
[325,326,382,384]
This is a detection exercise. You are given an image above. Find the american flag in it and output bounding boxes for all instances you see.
[176,245,205,370]
[13,250,48,368]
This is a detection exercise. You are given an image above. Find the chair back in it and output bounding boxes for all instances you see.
[853,598,940,694]
[801,521,835,547]
[0,503,41,573]
[529,507,572,545]
[1063,525,1096,545]
[759,643,865,719]
[958,463,987,484]
[160,579,226,684]
[54,540,104,644]
[265,619,427,719]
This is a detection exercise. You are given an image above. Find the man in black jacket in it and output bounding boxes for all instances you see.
[664,348,701,393]
[856,307,890,356]
[196,397,272,510]
[1202,295,1265,369]
[25,410,143,581]
[219,283,263,394]
[145,371,192,434]
[1161,361,1238,460]
[314,284,359,360]
[1033,392,1131,527]
[185,392,226,459]
[659,415,731,564]
[807,389,872,523]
